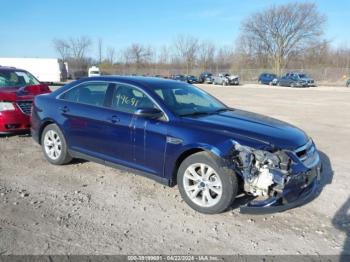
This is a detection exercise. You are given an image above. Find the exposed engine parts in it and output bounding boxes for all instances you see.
[232,143,290,197]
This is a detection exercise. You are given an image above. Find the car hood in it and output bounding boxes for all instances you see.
[185,109,309,150]
[227,75,239,80]
[0,85,50,101]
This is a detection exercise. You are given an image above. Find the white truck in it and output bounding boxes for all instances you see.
[88,66,101,77]
[0,58,67,83]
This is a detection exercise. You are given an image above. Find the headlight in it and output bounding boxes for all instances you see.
[0,102,15,112]
[252,149,280,166]
[233,143,290,170]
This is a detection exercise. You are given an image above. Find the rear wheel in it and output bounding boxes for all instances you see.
[177,152,237,214]
[41,124,72,165]
[290,82,295,88]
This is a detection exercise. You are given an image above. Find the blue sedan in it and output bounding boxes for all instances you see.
[31,76,321,214]
[258,73,278,85]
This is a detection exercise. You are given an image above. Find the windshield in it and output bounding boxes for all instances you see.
[0,70,40,88]
[153,83,228,116]
[298,74,308,78]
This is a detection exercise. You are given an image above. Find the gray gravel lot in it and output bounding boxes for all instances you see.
[0,83,349,255]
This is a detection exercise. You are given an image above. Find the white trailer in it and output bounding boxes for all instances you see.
[0,58,67,83]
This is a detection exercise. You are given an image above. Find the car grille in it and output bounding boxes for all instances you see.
[16,101,33,115]
[294,140,319,168]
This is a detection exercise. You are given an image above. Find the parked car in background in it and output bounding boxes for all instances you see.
[212,73,240,86]
[32,76,321,214]
[172,75,187,82]
[198,72,213,84]
[258,73,278,85]
[88,66,101,77]
[186,75,198,84]
[277,72,316,87]
[346,79,350,87]
[0,57,67,83]
[0,66,51,134]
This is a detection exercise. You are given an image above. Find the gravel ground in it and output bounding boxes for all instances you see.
[0,83,349,255]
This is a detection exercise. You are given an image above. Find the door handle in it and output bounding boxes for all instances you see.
[59,106,69,113]
[110,115,120,124]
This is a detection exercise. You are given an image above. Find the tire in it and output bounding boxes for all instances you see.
[222,81,227,86]
[41,124,72,165]
[290,83,295,88]
[177,152,238,214]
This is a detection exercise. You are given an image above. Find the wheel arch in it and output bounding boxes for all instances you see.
[170,145,224,187]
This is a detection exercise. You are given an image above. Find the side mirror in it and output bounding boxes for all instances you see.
[135,108,163,119]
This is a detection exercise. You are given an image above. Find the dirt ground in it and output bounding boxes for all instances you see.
[0,83,349,255]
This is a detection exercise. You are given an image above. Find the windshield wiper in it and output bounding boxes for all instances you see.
[180,111,212,117]
[212,108,231,113]
[180,108,231,117]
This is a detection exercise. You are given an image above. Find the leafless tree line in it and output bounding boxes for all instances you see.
[52,2,350,80]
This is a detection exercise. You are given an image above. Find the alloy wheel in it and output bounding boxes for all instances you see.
[183,163,223,207]
[44,130,62,160]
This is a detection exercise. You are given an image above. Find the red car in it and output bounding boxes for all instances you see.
[0,66,51,134]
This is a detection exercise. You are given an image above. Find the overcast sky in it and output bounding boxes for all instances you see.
[1,0,349,58]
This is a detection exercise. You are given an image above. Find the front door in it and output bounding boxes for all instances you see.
[108,84,168,176]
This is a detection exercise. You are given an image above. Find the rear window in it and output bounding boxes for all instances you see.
[0,70,40,87]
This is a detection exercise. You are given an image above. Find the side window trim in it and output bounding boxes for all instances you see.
[58,81,109,105]
[57,80,169,121]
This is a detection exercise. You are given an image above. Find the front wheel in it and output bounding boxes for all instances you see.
[177,152,238,214]
[41,124,72,165]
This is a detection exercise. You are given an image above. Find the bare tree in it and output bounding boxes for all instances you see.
[239,2,326,74]
[158,45,171,65]
[106,47,116,64]
[198,41,216,71]
[97,38,103,64]
[173,35,199,74]
[215,46,234,73]
[69,36,92,60]
[124,43,152,69]
[52,39,70,61]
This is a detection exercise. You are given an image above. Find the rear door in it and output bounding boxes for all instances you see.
[58,82,133,163]
[279,75,288,86]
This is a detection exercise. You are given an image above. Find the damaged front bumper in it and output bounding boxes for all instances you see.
[240,160,322,214]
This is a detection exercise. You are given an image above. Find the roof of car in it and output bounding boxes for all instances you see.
[79,75,189,90]
[0,66,26,72]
